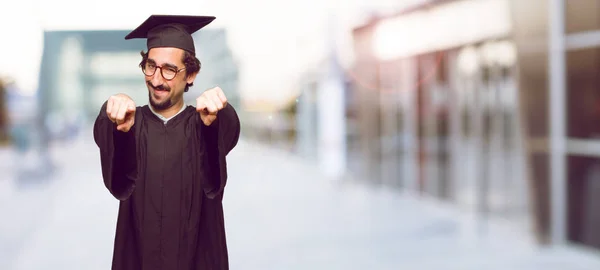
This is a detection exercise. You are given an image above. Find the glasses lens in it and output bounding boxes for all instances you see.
[161,68,177,80]
[143,62,156,76]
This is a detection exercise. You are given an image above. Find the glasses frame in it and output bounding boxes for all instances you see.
[142,63,186,81]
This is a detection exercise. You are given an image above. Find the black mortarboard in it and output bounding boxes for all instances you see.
[125,15,216,55]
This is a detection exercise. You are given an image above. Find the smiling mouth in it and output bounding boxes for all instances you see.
[148,82,170,92]
[152,85,169,92]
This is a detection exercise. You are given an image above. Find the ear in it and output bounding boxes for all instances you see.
[186,71,198,85]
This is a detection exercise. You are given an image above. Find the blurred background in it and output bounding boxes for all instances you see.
[3,0,600,269]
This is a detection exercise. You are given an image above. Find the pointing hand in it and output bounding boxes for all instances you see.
[106,93,136,132]
[196,87,228,126]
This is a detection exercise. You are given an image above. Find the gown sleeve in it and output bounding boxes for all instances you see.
[201,104,241,199]
[93,101,138,200]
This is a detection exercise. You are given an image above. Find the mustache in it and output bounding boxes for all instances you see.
[147,81,170,91]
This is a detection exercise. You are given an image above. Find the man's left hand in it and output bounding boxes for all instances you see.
[196,87,228,126]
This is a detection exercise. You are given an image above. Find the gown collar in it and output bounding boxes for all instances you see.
[148,103,187,125]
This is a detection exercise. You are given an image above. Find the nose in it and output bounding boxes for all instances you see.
[150,68,164,87]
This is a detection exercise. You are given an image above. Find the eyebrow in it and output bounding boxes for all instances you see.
[147,58,179,69]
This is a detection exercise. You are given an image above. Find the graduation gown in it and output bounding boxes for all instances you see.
[93,101,240,270]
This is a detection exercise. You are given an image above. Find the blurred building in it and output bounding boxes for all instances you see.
[351,0,523,225]
[345,0,600,252]
[40,30,144,137]
[39,28,240,132]
[295,59,357,173]
[190,29,241,110]
[0,79,8,144]
[2,79,38,151]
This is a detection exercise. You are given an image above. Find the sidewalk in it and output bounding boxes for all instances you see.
[0,141,84,270]
[5,134,600,269]
[226,140,600,270]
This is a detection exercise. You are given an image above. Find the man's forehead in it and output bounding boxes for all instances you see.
[147,47,185,66]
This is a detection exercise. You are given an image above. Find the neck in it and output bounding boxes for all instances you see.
[151,100,184,119]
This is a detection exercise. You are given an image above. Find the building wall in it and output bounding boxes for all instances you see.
[353,0,600,251]
[295,73,320,161]
[190,29,240,111]
[509,0,600,250]
[510,0,553,245]
[561,0,600,250]
[352,22,383,183]
[351,0,537,241]
[350,0,600,252]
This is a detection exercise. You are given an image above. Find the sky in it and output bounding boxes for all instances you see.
[0,0,422,107]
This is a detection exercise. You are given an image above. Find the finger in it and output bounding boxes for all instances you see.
[212,95,224,110]
[205,92,222,111]
[203,115,217,126]
[116,102,128,121]
[127,117,135,128]
[215,89,228,106]
[110,100,121,120]
[206,99,218,114]
[196,96,207,112]
[106,98,114,116]
[207,91,224,110]
[127,104,136,120]
[126,111,135,126]
[126,103,136,113]
[116,123,130,132]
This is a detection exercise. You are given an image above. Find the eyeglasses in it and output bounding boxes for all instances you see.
[142,62,186,81]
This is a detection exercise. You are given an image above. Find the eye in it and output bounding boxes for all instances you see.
[165,67,178,74]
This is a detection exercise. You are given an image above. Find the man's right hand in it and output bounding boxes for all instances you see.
[106,94,136,132]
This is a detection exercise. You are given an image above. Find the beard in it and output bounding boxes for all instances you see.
[147,81,173,111]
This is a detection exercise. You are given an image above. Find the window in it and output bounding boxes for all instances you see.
[568,155,600,249]
[566,47,600,139]
[566,0,600,34]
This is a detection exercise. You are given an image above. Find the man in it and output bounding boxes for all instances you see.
[93,15,240,270]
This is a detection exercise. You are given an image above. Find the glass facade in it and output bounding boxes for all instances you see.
[349,0,600,251]
[349,0,583,248]
[566,47,600,139]
[353,13,530,218]
[568,155,600,249]
[565,0,600,34]
[565,0,600,250]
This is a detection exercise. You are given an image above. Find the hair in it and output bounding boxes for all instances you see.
[139,49,201,92]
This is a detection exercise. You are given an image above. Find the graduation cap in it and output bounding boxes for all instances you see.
[125,15,216,55]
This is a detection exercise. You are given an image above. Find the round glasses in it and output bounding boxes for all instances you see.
[142,62,186,81]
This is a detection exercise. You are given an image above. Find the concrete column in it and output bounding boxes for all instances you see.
[549,0,567,245]
[317,56,347,178]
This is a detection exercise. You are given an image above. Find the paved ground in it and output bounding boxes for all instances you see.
[1,129,600,269]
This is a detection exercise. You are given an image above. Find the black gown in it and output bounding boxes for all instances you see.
[93,101,240,270]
